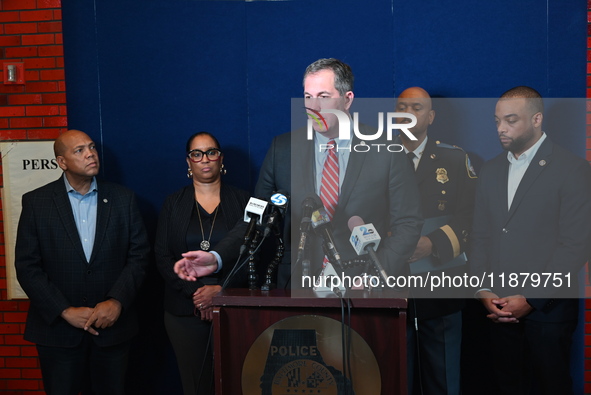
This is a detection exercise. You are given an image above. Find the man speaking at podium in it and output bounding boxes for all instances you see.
[175,58,423,291]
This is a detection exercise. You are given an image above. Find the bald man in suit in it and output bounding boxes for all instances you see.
[15,130,150,395]
[398,87,476,395]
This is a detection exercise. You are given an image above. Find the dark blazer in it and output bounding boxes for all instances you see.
[155,183,249,315]
[216,126,423,287]
[15,176,150,347]
[412,138,477,319]
[470,137,591,322]
[212,132,295,288]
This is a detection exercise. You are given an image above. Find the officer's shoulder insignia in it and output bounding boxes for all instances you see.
[466,155,477,179]
[436,141,477,179]
[436,141,463,151]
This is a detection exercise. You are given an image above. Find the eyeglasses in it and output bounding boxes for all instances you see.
[187,148,222,163]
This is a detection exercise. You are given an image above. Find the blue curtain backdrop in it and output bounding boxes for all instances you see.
[60,1,587,393]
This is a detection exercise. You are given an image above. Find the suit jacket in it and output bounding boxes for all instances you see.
[213,131,296,288]
[155,183,249,315]
[470,138,591,322]
[412,138,477,319]
[15,176,150,347]
[215,126,423,288]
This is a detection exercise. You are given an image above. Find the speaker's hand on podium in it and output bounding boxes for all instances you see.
[174,251,218,281]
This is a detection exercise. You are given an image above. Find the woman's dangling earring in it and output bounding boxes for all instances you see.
[187,168,193,178]
[220,164,227,175]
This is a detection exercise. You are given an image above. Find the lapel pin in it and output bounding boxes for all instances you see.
[539,160,546,166]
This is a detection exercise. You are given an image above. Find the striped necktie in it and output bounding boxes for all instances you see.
[319,140,339,269]
[320,139,339,219]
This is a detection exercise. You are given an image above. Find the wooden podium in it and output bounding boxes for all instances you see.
[212,288,408,394]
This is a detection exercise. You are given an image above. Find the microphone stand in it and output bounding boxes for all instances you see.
[291,218,312,285]
[261,223,284,291]
[247,229,261,290]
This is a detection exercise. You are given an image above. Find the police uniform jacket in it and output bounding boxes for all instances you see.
[412,138,477,319]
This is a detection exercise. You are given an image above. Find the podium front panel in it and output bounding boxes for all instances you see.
[212,289,407,395]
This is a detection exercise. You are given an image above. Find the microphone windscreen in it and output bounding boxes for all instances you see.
[348,215,364,231]
[302,194,322,210]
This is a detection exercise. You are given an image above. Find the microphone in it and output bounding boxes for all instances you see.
[264,191,290,237]
[240,197,268,255]
[348,216,389,284]
[296,194,322,263]
[310,207,343,270]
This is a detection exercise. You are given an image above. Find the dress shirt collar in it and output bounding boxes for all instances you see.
[63,174,98,196]
[404,136,428,161]
[314,131,352,151]
[507,132,546,165]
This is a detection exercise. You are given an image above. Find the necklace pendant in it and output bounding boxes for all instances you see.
[200,240,211,251]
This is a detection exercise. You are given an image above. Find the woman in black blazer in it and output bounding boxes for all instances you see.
[155,132,249,395]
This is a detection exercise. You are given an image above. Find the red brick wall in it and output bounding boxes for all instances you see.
[0,0,65,393]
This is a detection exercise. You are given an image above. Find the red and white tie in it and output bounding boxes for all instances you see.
[320,140,339,220]
[320,140,339,269]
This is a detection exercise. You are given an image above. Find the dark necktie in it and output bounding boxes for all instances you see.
[407,151,417,171]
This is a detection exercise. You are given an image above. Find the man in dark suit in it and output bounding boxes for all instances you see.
[398,87,476,395]
[471,86,591,395]
[175,58,423,291]
[15,129,150,395]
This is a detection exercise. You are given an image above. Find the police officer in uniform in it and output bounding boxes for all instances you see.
[397,87,477,395]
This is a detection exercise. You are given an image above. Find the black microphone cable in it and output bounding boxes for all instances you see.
[196,316,215,394]
[335,291,354,395]
[410,292,425,395]
[197,234,268,391]
[221,233,267,290]
[197,196,281,392]
[346,297,354,392]
[337,290,348,395]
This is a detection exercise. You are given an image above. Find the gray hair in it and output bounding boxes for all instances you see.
[303,58,354,96]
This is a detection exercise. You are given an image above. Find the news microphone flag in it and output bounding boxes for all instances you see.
[349,222,381,255]
[243,197,268,225]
